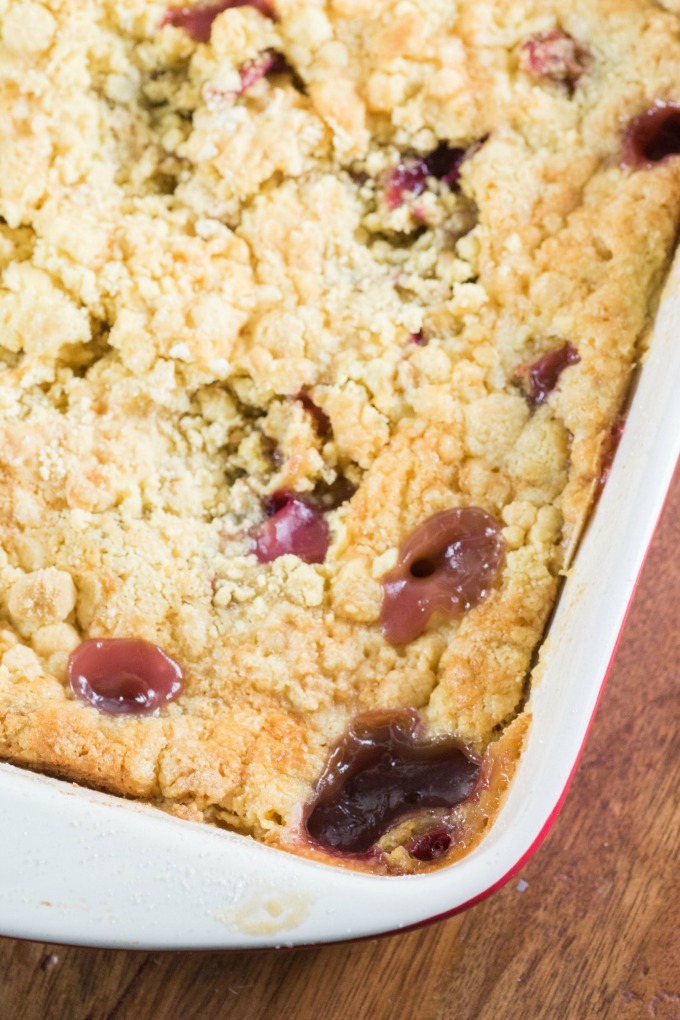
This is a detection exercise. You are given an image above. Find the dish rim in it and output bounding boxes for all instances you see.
[0,260,678,952]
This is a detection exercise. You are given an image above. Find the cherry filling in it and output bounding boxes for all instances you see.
[297,391,331,440]
[405,827,453,862]
[384,143,468,210]
[424,143,468,187]
[304,710,481,855]
[515,342,580,407]
[162,0,276,43]
[622,103,680,169]
[68,638,183,715]
[254,490,330,564]
[384,164,428,211]
[597,417,626,494]
[519,29,588,89]
[381,508,506,645]
[237,49,287,94]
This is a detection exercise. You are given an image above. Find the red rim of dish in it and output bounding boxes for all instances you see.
[0,458,676,954]
[345,455,677,945]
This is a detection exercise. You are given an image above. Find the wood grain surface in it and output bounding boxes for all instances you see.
[0,469,678,1020]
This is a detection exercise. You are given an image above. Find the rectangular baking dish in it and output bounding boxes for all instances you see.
[0,253,678,951]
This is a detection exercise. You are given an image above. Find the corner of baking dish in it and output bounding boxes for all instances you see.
[1,256,679,950]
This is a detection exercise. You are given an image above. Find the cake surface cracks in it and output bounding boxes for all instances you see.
[0,0,679,872]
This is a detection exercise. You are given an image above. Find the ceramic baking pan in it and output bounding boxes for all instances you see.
[0,253,678,951]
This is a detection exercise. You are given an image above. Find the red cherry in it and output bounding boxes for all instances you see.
[304,710,480,855]
[384,161,428,211]
[423,143,467,188]
[381,507,506,645]
[622,103,680,169]
[384,144,469,209]
[519,29,588,90]
[515,342,580,407]
[162,0,276,44]
[237,50,287,94]
[254,490,330,564]
[297,391,332,440]
[68,638,183,715]
[405,828,453,862]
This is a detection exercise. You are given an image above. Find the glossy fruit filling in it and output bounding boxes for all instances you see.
[384,143,468,209]
[304,710,481,855]
[405,827,453,862]
[162,0,275,43]
[68,638,183,715]
[381,507,506,645]
[297,391,332,440]
[515,342,580,407]
[519,29,588,89]
[622,103,680,168]
[254,490,330,564]
[237,50,287,95]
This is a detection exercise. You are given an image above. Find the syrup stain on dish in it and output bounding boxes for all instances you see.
[217,890,312,937]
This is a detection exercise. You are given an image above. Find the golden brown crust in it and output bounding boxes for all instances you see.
[0,0,679,869]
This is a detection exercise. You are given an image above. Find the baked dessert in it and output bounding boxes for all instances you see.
[0,0,679,874]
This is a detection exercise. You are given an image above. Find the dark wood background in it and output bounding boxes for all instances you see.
[0,469,678,1020]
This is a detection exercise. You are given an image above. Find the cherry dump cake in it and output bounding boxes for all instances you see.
[0,0,679,874]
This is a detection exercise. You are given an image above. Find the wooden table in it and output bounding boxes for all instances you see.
[1,471,678,1020]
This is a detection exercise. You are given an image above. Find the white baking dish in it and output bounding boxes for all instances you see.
[0,255,678,951]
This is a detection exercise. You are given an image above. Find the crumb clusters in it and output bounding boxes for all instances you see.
[0,0,679,869]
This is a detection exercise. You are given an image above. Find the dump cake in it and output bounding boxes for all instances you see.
[0,0,679,873]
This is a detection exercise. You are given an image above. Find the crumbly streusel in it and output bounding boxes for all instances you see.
[0,0,679,870]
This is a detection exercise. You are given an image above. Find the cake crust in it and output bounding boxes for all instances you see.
[0,0,679,868]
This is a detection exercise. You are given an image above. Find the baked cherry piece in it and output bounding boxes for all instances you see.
[297,391,332,440]
[424,143,468,188]
[381,507,506,645]
[384,143,468,210]
[384,162,428,211]
[162,0,276,43]
[68,638,183,715]
[237,50,287,95]
[622,103,680,169]
[519,29,588,90]
[304,710,481,855]
[405,827,453,862]
[515,342,580,407]
[254,490,330,564]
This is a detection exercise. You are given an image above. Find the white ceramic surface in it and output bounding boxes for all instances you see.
[1,258,678,951]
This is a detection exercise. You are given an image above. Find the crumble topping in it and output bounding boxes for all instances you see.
[0,0,679,870]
